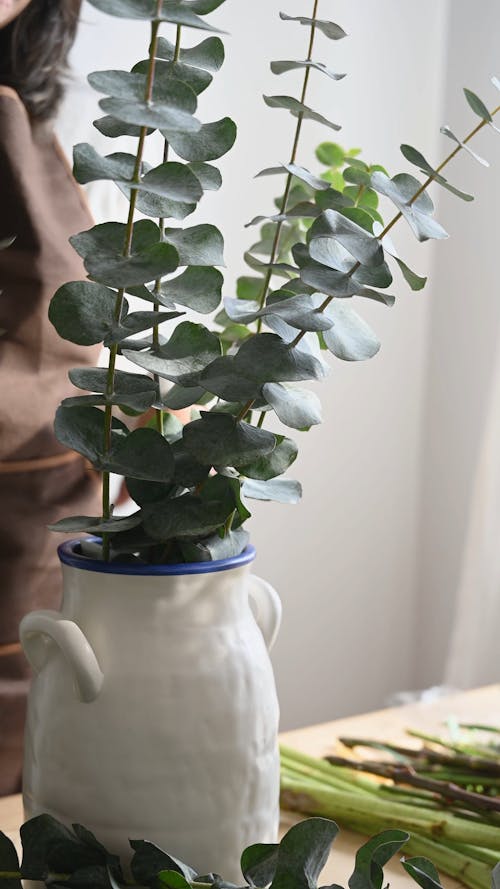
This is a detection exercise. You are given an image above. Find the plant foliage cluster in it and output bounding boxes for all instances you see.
[47,0,500,563]
[3,813,499,889]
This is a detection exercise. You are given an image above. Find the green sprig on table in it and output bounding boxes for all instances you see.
[280,727,500,889]
[1,813,496,889]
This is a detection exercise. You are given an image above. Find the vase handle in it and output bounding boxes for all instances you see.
[20,610,103,703]
[248,575,282,651]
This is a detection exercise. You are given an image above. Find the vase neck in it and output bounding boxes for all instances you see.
[61,562,252,627]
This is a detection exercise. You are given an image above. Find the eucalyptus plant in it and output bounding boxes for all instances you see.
[4,813,498,889]
[48,0,500,563]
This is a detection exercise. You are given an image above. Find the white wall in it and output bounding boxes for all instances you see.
[60,0,451,730]
[415,0,500,688]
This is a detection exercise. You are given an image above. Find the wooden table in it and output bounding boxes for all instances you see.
[1,685,499,886]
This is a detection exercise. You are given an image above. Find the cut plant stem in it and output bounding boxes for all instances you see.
[153,24,182,438]
[280,747,377,796]
[460,723,500,736]
[340,735,500,773]
[324,753,500,813]
[256,0,320,328]
[101,3,163,559]
[407,728,500,763]
[280,774,500,849]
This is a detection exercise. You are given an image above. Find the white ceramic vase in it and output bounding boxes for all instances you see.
[20,541,281,881]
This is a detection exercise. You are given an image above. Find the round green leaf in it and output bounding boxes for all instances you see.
[156,36,225,73]
[263,383,322,430]
[133,59,212,96]
[124,321,221,385]
[270,817,339,889]
[54,405,127,465]
[93,115,148,139]
[241,477,302,503]
[163,224,224,266]
[183,412,276,466]
[180,527,250,563]
[161,266,223,313]
[235,333,327,383]
[315,142,345,167]
[237,434,297,480]
[87,0,224,31]
[99,86,200,133]
[162,117,236,162]
[323,303,380,361]
[308,209,384,268]
[68,367,157,412]
[70,220,179,288]
[142,494,228,542]
[370,171,448,242]
[103,428,175,482]
[49,281,118,345]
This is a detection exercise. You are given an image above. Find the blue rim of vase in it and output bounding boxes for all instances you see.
[57,538,256,576]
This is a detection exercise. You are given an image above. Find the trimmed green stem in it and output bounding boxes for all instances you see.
[280,774,500,849]
[153,24,182,437]
[256,0,320,326]
[101,5,163,558]
[235,0,321,422]
[324,753,500,813]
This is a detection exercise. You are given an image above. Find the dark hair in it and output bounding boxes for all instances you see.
[0,0,82,122]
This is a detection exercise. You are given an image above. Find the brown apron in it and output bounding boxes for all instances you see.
[0,86,102,794]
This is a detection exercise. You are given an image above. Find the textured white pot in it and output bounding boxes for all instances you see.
[20,541,281,881]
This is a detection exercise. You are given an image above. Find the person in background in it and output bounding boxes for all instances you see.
[0,0,102,794]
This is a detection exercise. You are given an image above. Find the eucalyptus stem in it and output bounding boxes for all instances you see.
[324,753,500,813]
[101,2,163,559]
[290,102,500,347]
[406,728,500,760]
[153,139,170,437]
[340,735,500,771]
[256,0,320,326]
[153,24,182,437]
[280,773,500,849]
[237,0,320,424]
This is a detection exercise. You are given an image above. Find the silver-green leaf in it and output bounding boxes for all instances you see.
[271,59,345,81]
[123,321,221,386]
[163,224,224,266]
[242,477,302,503]
[70,220,179,288]
[162,117,236,162]
[156,36,224,73]
[183,412,276,466]
[463,88,492,122]
[370,171,448,241]
[256,162,330,191]
[323,303,380,361]
[263,95,341,132]
[400,143,473,201]
[262,383,322,430]
[440,125,489,166]
[279,13,347,40]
